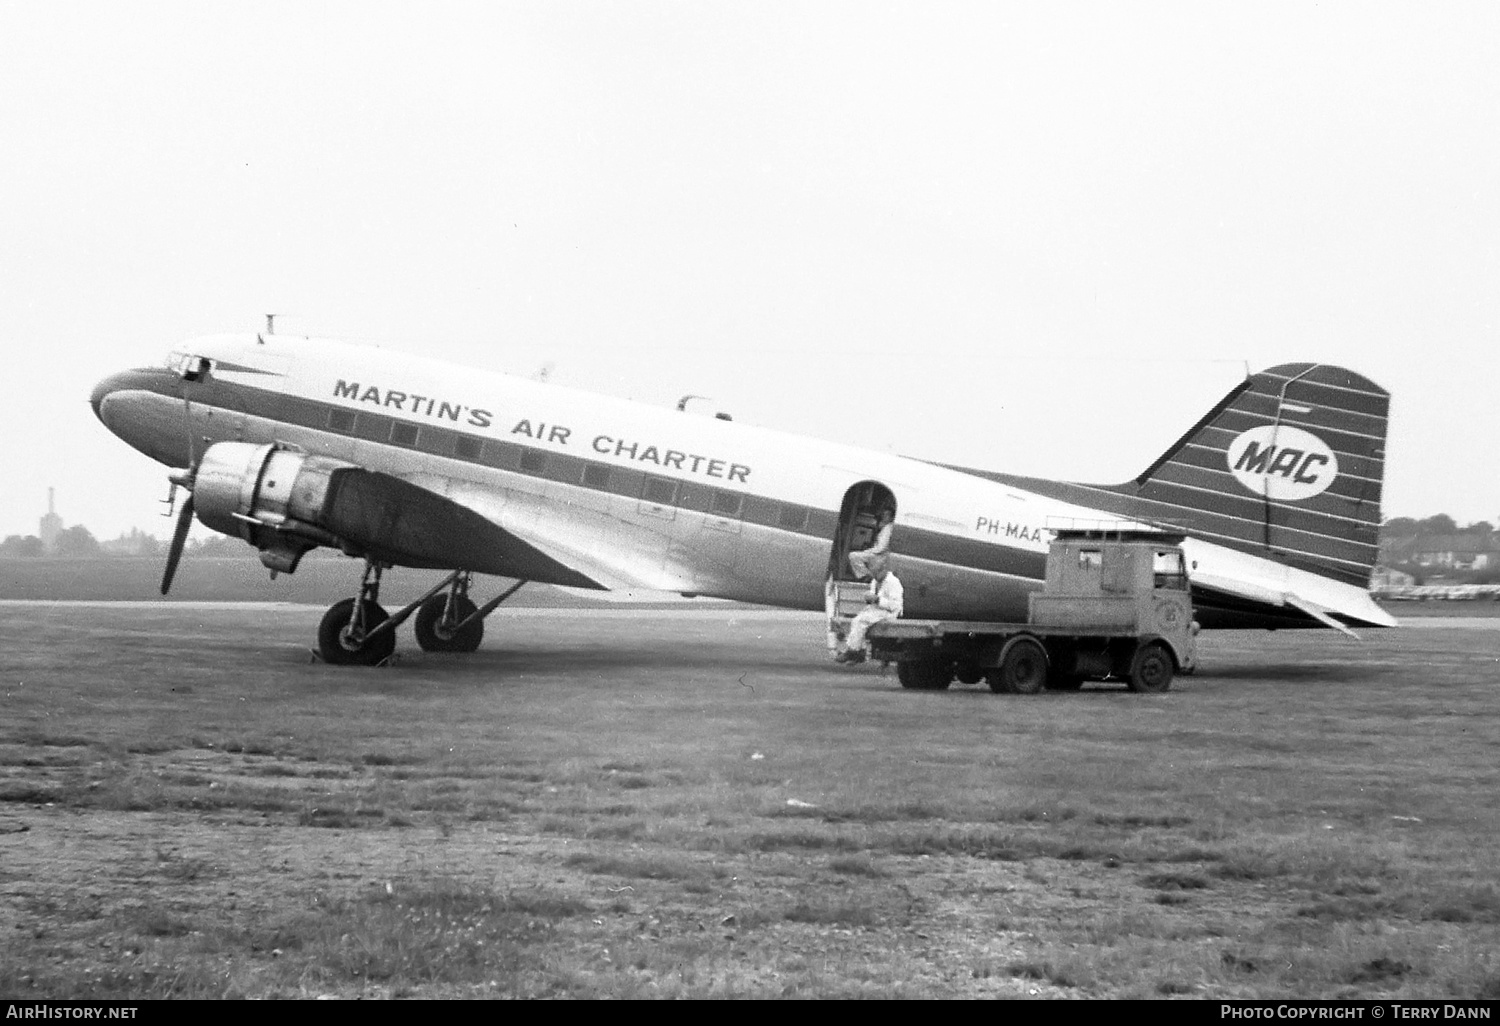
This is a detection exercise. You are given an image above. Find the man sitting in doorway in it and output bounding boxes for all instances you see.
[836,558,904,664]
[848,508,895,580]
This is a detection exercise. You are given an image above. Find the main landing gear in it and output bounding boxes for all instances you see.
[315,562,527,666]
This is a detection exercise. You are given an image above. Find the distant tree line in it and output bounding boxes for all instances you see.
[1,525,111,557]
[0,526,220,559]
[1381,514,1494,538]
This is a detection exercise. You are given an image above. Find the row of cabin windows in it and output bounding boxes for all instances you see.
[323,407,808,530]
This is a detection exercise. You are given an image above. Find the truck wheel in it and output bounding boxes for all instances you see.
[1128,642,1174,693]
[954,663,984,685]
[987,637,1047,695]
[898,659,951,690]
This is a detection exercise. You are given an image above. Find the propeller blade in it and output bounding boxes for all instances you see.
[160,493,195,596]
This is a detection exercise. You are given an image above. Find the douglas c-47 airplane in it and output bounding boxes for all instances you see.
[90,331,1395,664]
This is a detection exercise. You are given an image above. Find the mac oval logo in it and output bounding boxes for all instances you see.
[1225,425,1339,501]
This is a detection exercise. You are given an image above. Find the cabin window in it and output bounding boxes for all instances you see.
[545,454,582,483]
[582,463,611,489]
[642,476,677,505]
[711,490,743,517]
[778,504,809,531]
[672,483,709,513]
[328,409,356,433]
[1078,549,1102,570]
[519,450,548,474]
[454,435,483,460]
[355,413,391,441]
[389,422,419,447]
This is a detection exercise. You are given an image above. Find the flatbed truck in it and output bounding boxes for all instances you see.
[862,529,1198,694]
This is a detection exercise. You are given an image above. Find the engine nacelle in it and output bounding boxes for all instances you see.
[193,442,351,572]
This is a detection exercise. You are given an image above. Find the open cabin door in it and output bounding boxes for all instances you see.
[827,481,897,582]
[825,481,897,649]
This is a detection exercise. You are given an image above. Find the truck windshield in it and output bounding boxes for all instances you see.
[1153,550,1188,590]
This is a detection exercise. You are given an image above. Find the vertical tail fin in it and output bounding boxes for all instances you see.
[1119,363,1388,587]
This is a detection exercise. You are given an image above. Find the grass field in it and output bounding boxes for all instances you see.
[1,603,1498,998]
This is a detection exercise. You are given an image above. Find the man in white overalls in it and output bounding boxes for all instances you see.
[835,559,904,664]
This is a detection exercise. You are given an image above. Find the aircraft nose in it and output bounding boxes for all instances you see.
[90,367,194,467]
[89,371,128,421]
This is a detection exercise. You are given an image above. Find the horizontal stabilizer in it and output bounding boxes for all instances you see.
[1190,568,1370,637]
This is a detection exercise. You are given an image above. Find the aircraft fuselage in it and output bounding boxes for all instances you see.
[91,333,1395,632]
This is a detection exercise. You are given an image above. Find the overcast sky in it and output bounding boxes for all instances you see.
[3,1,1496,543]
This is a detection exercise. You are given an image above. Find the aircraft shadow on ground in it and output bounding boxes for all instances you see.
[301,646,820,677]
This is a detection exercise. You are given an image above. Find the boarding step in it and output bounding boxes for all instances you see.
[831,579,872,620]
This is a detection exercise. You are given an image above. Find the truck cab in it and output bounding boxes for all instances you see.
[1028,530,1198,687]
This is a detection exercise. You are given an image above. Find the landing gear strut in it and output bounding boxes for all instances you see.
[415,572,483,652]
[317,562,396,666]
[315,564,528,665]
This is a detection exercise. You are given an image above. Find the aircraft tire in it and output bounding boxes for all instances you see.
[318,599,396,666]
[988,637,1047,695]
[414,595,484,653]
[1127,642,1174,693]
[897,659,951,690]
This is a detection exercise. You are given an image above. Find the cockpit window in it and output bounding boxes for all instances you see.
[166,352,211,382]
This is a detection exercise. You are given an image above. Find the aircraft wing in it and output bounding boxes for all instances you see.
[325,469,605,588]
[401,474,690,593]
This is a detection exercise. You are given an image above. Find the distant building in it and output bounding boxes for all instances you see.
[1407,534,1499,572]
[38,488,63,552]
[1370,565,1416,589]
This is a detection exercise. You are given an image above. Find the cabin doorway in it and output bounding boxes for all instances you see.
[827,480,898,582]
[824,482,897,650]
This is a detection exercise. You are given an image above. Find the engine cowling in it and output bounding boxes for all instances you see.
[193,442,351,572]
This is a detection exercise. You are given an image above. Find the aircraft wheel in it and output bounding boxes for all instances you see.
[318,599,395,666]
[988,637,1047,694]
[1127,642,1174,693]
[414,594,484,653]
[897,659,951,690]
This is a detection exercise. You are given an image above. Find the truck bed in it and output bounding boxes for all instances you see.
[866,619,1132,640]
